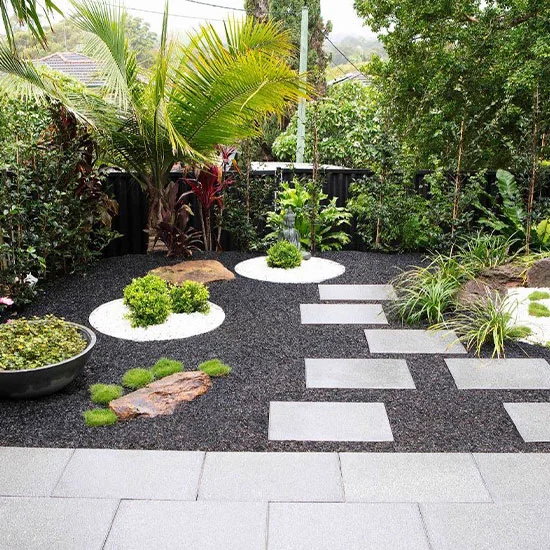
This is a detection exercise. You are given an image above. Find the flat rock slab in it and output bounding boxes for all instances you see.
[365,329,467,354]
[300,303,388,325]
[269,402,393,442]
[318,284,397,301]
[198,452,343,502]
[149,260,234,285]
[340,453,491,502]
[110,371,211,419]
[268,503,430,550]
[305,358,415,389]
[445,358,550,389]
[504,403,550,442]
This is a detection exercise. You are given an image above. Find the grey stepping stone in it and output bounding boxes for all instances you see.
[0,497,118,550]
[104,500,267,550]
[0,447,73,497]
[198,452,343,502]
[504,402,550,441]
[305,358,416,389]
[268,503,430,550]
[318,284,397,301]
[474,453,550,502]
[421,503,550,550]
[445,358,550,389]
[365,329,467,354]
[300,303,388,324]
[340,453,491,502]
[269,401,393,442]
[53,448,204,500]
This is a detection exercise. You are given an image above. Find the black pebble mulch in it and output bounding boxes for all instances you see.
[1,251,550,453]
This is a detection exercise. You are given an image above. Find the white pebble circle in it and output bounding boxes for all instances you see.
[89,299,225,341]
[234,256,345,284]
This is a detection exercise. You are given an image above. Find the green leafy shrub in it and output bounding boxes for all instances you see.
[89,384,124,405]
[170,281,210,314]
[529,302,550,317]
[150,358,184,379]
[83,409,118,427]
[123,275,171,328]
[528,291,550,301]
[199,359,232,377]
[0,315,87,371]
[454,233,519,274]
[122,368,154,389]
[267,241,302,269]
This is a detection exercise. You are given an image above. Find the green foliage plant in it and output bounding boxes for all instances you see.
[0,315,87,371]
[150,358,184,379]
[528,291,550,301]
[454,232,519,274]
[83,409,118,427]
[266,241,302,269]
[528,302,550,318]
[121,368,154,389]
[170,281,210,315]
[89,384,124,405]
[199,359,232,377]
[123,275,171,328]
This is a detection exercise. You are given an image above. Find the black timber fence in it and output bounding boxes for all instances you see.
[103,167,550,257]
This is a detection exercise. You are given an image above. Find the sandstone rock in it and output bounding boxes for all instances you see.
[456,279,502,307]
[149,260,234,285]
[478,263,524,287]
[109,371,212,420]
[527,258,550,287]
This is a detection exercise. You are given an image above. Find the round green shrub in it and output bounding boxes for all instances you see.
[266,241,302,269]
[0,315,87,371]
[170,281,210,314]
[528,302,550,317]
[89,383,124,405]
[83,409,118,427]
[122,368,154,389]
[199,358,232,377]
[150,358,184,379]
[123,275,171,328]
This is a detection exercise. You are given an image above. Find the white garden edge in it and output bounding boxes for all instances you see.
[234,256,345,284]
[89,299,225,341]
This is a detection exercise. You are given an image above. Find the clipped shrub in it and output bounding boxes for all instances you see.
[528,291,550,301]
[123,275,171,328]
[0,315,87,371]
[83,409,118,427]
[89,383,124,405]
[266,240,302,269]
[199,358,232,377]
[170,281,210,315]
[122,368,154,389]
[529,302,550,317]
[150,358,184,379]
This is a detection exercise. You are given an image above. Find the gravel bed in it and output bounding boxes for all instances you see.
[1,251,550,453]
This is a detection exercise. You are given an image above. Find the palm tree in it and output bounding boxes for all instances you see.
[0,0,306,230]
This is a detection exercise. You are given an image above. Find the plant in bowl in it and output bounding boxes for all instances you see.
[0,315,96,398]
[266,241,302,269]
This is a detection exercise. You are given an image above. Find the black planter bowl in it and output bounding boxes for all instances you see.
[0,323,96,399]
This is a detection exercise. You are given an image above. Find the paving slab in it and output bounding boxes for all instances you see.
[0,447,73,497]
[53,448,204,500]
[104,500,267,550]
[268,503,430,550]
[300,303,388,324]
[504,402,550,442]
[445,358,550,389]
[421,503,550,550]
[198,452,343,502]
[340,453,491,502]
[318,284,397,301]
[269,401,394,442]
[0,496,118,550]
[305,358,416,389]
[365,329,467,354]
[474,453,550,502]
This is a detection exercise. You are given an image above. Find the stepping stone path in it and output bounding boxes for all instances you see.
[504,403,550,442]
[365,329,466,354]
[300,303,388,325]
[318,284,396,301]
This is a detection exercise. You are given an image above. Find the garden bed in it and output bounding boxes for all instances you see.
[1,251,550,453]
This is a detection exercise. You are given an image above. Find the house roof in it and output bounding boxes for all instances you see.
[33,52,104,87]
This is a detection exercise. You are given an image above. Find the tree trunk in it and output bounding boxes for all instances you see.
[526,84,540,254]
[451,118,465,242]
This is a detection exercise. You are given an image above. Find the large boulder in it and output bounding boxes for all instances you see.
[456,279,502,307]
[527,258,550,288]
[109,371,212,420]
[149,260,235,285]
